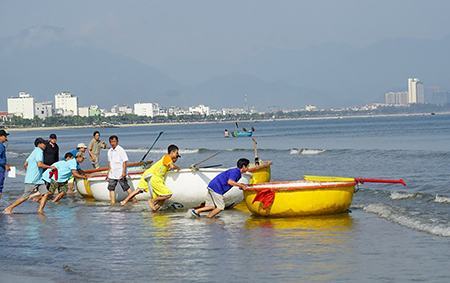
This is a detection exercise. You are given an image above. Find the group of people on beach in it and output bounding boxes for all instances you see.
[1,130,107,214]
[0,129,265,218]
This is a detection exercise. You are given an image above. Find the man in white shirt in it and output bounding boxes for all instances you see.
[107,135,132,205]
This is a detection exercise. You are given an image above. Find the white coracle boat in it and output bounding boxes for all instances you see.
[76,168,252,210]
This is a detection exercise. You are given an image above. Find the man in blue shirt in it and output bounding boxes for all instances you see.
[67,143,88,193]
[40,152,87,209]
[0,129,11,199]
[3,138,55,214]
[191,158,250,218]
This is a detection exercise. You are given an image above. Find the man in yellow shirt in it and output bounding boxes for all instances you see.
[120,144,180,211]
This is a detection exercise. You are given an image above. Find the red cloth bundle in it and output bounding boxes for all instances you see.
[49,168,58,181]
[252,189,275,209]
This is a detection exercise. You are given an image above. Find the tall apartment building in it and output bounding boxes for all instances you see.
[408,78,425,104]
[384,91,408,105]
[134,103,160,117]
[55,92,78,116]
[7,92,35,119]
[35,101,53,119]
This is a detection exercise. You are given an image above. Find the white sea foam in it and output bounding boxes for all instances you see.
[290,148,326,155]
[5,151,21,158]
[434,195,450,204]
[390,191,417,200]
[364,203,450,237]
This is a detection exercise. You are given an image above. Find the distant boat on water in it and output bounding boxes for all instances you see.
[231,130,253,137]
[225,122,255,138]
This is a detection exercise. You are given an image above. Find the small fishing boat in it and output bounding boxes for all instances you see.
[231,130,253,137]
[244,175,406,217]
[77,163,272,210]
[244,180,356,217]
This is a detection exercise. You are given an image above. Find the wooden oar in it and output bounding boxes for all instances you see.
[190,151,222,170]
[140,131,164,162]
[198,164,223,169]
[354,177,407,186]
[252,137,259,165]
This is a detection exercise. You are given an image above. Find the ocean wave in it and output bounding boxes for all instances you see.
[290,148,326,155]
[4,151,27,158]
[16,169,26,176]
[434,195,450,204]
[363,203,450,237]
[390,191,417,200]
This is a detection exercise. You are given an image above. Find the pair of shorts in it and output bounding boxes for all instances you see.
[47,181,69,194]
[108,178,130,192]
[22,184,48,198]
[205,188,225,210]
[150,176,172,198]
[0,170,5,193]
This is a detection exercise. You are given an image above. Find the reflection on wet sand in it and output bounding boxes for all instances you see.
[245,213,353,232]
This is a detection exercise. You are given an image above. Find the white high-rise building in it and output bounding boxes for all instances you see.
[111,105,133,115]
[189,104,210,116]
[385,91,408,105]
[7,92,35,119]
[35,101,53,119]
[305,105,318,111]
[408,78,425,104]
[55,92,78,116]
[134,103,160,117]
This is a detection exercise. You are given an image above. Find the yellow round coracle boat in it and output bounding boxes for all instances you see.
[244,179,356,217]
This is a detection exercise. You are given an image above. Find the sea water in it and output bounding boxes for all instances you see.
[0,115,449,282]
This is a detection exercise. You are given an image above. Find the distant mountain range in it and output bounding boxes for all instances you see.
[1,26,449,110]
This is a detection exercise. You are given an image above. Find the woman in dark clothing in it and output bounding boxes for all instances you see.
[43,134,59,166]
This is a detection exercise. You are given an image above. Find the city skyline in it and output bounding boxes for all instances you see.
[5,75,450,121]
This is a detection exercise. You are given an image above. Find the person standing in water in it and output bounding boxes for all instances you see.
[106,135,133,205]
[3,138,55,214]
[0,130,11,199]
[88,131,107,169]
[43,133,59,166]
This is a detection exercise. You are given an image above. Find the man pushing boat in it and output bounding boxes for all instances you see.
[191,158,250,218]
[40,152,88,206]
[3,138,55,214]
[120,144,181,211]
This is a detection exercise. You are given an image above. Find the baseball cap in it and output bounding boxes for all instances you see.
[49,133,57,139]
[77,143,88,149]
[0,129,9,137]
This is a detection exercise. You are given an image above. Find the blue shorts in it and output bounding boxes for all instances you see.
[0,170,5,193]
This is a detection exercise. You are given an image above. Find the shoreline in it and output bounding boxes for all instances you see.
[5,111,450,132]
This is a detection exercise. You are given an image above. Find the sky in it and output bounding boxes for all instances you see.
[1,0,450,108]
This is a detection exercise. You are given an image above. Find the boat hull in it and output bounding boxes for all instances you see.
[77,168,251,209]
[244,181,356,217]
